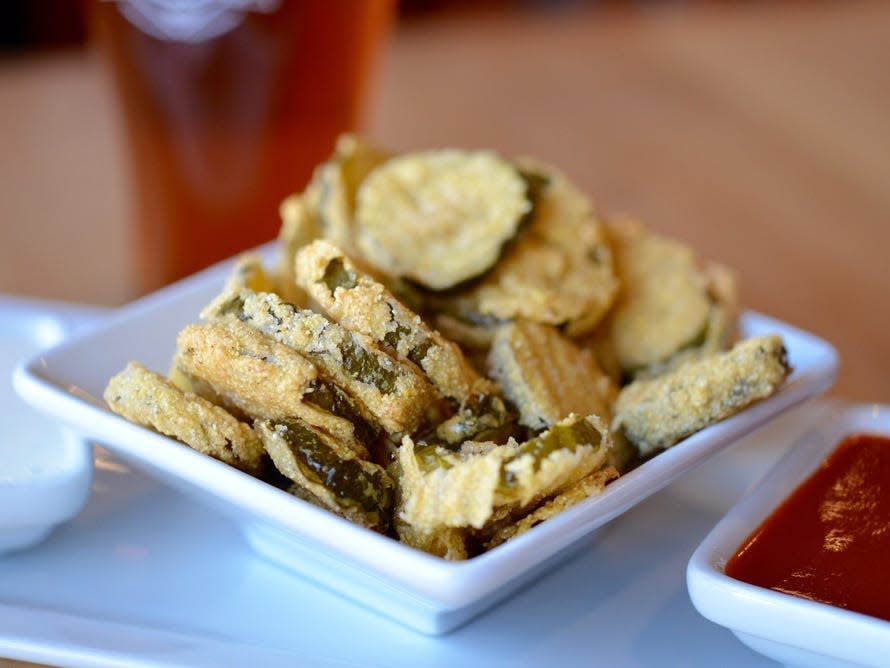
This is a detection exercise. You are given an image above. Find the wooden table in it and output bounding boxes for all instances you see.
[1,1,888,663]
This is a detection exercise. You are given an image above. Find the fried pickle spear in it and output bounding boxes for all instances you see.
[201,288,434,435]
[355,149,533,290]
[174,320,372,458]
[396,414,612,535]
[256,417,394,532]
[487,320,616,431]
[104,362,266,475]
[612,334,792,456]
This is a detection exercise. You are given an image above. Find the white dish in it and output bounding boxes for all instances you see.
[687,402,890,668]
[13,248,839,634]
[0,296,101,554]
[0,402,829,668]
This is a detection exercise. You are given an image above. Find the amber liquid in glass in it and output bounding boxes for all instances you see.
[92,1,393,293]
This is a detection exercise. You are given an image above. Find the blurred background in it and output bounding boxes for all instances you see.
[0,0,887,402]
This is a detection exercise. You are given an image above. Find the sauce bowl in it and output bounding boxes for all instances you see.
[687,402,890,668]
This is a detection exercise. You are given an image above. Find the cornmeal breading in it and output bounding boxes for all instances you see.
[487,320,616,430]
[396,414,612,534]
[104,361,266,475]
[434,163,618,337]
[613,334,792,456]
[602,218,738,377]
[295,239,496,403]
[201,288,434,435]
[355,149,533,290]
[175,320,370,457]
[482,465,619,550]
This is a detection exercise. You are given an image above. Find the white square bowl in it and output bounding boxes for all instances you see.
[687,403,890,668]
[13,248,839,634]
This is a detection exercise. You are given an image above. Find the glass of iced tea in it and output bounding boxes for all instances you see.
[90,0,394,294]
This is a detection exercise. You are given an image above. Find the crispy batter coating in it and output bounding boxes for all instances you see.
[603,218,718,374]
[201,288,434,435]
[487,320,616,430]
[396,414,612,534]
[482,465,618,550]
[311,133,390,256]
[175,321,370,458]
[355,149,532,290]
[223,253,278,295]
[394,520,469,561]
[295,239,496,403]
[104,362,266,475]
[435,162,618,336]
[276,194,319,305]
[613,334,792,456]
[256,417,393,532]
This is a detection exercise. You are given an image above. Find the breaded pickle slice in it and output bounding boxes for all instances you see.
[437,163,619,336]
[397,414,612,534]
[276,194,320,305]
[256,417,393,532]
[481,465,618,551]
[355,149,532,290]
[420,392,517,449]
[634,261,740,379]
[603,218,719,374]
[224,253,278,295]
[310,133,390,256]
[394,520,469,561]
[175,321,370,458]
[487,320,616,431]
[202,288,433,435]
[612,334,792,456]
[104,362,266,475]
[295,239,496,402]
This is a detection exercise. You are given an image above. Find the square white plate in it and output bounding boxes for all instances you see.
[13,249,840,634]
[687,403,890,668]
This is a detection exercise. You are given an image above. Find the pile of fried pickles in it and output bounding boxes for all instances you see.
[104,135,792,560]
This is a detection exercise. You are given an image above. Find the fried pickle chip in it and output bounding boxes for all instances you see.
[487,320,616,431]
[201,288,434,435]
[175,321,370,458]
[295,239,497,403]
[603,218,729,376]
[276,194,320,305]
[223,253,278,295]
[394,520,469,561]
[613,334,792,456]
[435,162,618,336]
[256,417,393,532]
[311,133,391,256]
[104,361,265,475]
[397,414,612,534]
[481,465,618,550]
[355,149,533,290]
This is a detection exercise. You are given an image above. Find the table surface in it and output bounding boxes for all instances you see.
[1,1,888,665]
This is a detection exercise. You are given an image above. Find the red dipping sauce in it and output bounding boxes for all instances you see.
[725,433,890,622]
